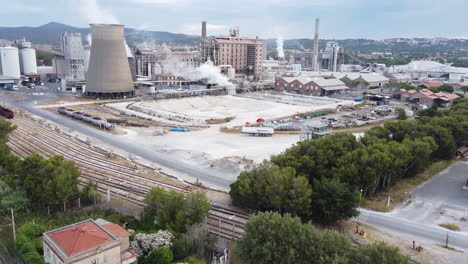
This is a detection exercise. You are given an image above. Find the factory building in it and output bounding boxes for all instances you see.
[201,23,264,78]
[275,76,348,96]
[134,50,197,77]
[61,33,85,81]
[320,42,344,72]
[85,24,135,99]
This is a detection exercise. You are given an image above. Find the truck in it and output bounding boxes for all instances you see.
[241,126,274,137]
[4,84,19,91]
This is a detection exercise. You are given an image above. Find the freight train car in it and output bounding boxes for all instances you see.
[57,107,114,130]
[0,106,14,119]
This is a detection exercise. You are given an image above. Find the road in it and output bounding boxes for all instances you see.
[359,208,468,251]
[1,88,232,190]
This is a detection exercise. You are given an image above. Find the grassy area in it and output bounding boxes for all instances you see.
[364,160,455,212]
[439,223,461,231]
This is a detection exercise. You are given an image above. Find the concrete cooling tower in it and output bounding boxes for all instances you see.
[85,24,135,99]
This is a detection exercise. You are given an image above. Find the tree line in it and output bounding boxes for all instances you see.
[230,99,468,225]
[0,120,81,213]
[237,212,411,264]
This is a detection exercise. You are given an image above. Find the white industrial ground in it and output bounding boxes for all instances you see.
[105,94,354,177]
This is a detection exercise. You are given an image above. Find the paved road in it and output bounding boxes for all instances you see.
[1,88,232,190]
[359,208,468,250]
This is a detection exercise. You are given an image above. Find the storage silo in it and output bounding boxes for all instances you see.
[0,46,21,78]
[19,48,38,74]
[85,24,135,99]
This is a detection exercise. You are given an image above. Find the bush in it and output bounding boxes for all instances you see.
[149,246,174,264]
[439,223,460,231]
[23,251,44,264]
[19,223,46,239]
[172,238,193,260]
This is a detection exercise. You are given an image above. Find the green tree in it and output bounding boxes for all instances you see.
[149,246,173,264]
[237,212,351,264]
[439,84,454,93]
[145,188,211,234]
[311,178,360,226]
[230,162,312,217]
[182,191,212,228]
[349,243,410,264]
[81,181,101,205]
[0,119,16,144]
[0,180,30,212]
[395,108,408,120]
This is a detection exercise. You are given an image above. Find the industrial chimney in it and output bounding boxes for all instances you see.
[85,24,135,99]
[313,18,320,72]
[202,21,207,41]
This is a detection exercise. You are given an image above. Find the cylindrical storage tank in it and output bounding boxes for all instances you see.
[0,47,21,78]
[19,48,38,74]
[86,24,135,99]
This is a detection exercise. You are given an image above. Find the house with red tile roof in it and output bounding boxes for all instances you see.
[42,219,137,264]
[401,88,459,107]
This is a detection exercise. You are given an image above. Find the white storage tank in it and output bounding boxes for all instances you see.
[0,46,21,78]
[19,48,38,74]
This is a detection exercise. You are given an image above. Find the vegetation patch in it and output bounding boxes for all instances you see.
[439,223,461,231]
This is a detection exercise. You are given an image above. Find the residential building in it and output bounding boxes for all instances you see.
[401,88,459,107]
[275,76,348,96]
[42,219,137,264]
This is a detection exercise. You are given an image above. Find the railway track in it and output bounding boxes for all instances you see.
[6,115,249,240]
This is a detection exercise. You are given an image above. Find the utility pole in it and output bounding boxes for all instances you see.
[446,233,449,248]
[11,209,16,244]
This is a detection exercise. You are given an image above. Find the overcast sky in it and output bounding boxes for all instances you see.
[1,0,467,39]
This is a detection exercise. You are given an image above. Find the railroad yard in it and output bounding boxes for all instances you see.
[5,112,249,241]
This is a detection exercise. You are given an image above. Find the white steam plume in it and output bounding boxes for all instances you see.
[276,34,284,59]
[86,33,92,46]
[78,0,133,57]
[162,58,231,86]
[78,0,119,24]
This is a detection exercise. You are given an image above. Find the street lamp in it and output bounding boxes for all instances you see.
[356,189,363,233]
[229,215,236,240]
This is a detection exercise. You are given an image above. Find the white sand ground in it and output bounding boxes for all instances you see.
[111,95,351,126]
[119,125,300,164]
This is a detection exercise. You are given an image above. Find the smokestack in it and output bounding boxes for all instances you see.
[313,18,320,72]
[202,21,207,41]
[86,24,135,99]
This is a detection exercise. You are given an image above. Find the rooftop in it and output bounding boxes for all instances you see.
[44,219,117,258]
[215,38,263,45]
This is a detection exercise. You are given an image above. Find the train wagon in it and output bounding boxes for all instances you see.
[0,106,14,119]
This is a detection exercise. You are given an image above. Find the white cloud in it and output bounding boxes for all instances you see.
[77,0,120,24]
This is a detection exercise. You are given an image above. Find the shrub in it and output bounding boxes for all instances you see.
[149,246,174,264]
[19,223,46,239]
[439,223,460,231]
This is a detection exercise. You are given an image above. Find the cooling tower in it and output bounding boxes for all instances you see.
[85,24,135,99]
